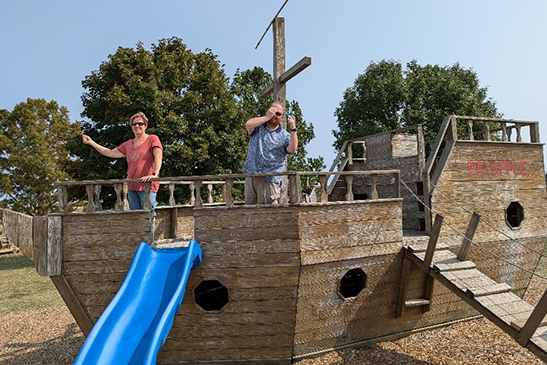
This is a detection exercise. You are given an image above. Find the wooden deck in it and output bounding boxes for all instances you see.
[404,235,547,363]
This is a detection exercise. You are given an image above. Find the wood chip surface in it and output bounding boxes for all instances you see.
[0,279,545,364]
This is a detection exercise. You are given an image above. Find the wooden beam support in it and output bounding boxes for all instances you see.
[458,212,480,260]
[422,214,443,273]
[50,275,93,336]
[396,250,412,318]
[260,56,312,97]
[516,288,547,346]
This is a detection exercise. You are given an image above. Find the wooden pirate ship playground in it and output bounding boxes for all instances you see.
[4,115,547,364]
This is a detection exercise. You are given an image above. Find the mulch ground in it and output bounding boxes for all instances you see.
[1,279,545,365]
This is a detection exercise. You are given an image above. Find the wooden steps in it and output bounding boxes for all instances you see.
[404,241,547,363]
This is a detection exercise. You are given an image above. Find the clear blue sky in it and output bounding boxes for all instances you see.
[2,1,547,168]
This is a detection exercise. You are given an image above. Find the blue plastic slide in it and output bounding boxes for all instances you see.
[74,240,202,365]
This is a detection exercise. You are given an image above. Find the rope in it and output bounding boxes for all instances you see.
[399,179,547,281]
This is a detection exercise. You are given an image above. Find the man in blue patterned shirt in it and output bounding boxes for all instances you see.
[243,101,298,204]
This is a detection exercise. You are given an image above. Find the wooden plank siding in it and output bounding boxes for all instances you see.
[431,141,547,297]
[1,208,34,260]
[292,199,477,359]
[159,205,302,364]
[61,211,152,322]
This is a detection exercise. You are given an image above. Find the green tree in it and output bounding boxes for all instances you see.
[333,59,500,149]
[71,37,248,183]
[0,99,81,216]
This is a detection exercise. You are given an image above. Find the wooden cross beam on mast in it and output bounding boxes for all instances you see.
[257,17,311,127]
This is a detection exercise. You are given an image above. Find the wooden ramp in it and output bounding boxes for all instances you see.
[400,232,547,363]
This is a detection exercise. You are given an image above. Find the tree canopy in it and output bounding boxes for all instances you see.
[333,59,501,149]
[0,99,81,216]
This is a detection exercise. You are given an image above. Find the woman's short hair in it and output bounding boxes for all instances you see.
[129,112,149,124]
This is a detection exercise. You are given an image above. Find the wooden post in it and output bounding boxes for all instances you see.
[114,183,124,211]
[273,17,286,125]
[396,251,412,318]
[346,142,353,166]
[256,176,266,205]
[370,174,378,200]
[423,214,443,273]
[344,175,354,201]
[517,288,547,346]
[122,182,129,210]
[170,208,178,238]
[56,185,68,213]
[458,212,481,260]
[207,183,213,204]
[93,184,102,211]
[194,180,203,207]
[288,174,301,205]
[394,172,401,198]
[85,184,95,213]
[169,183,176,206]
[318,175,328,203]
[501,122,508,141]
[50,275,93,336]
[224,178,234,207]
[143,182,152,210]
[530,122,540,143]
[483,121,491,141]
[467,120,474,140]
[33,215,62,276]
[189,182,196,206]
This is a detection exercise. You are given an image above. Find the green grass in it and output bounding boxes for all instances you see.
[0,253,64,314]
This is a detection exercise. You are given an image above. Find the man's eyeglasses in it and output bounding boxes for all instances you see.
[275,112,283,116]
[130,122,146,127]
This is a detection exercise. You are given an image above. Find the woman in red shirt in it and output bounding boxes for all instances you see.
[82,112,163,210]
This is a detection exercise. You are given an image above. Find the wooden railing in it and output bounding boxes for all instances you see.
[54,170,401,213]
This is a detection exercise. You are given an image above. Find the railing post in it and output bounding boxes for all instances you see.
[466,120,474,140]
[423,214,443,273]
[224,178,234,207]
[370,174,378,200]
[346,142,353,166]
[169,183,176,206]
[189,182,196,206]
[484,121,491,141]
[194,180,203,207]
[530,122,540,143]
[394,172,401,198]
[114,183,125,211]
[143,182,152,210]
[458,212,480,260]
[85,184,95,213]
[319,174,328,203]
[256,176,265,205]
[288,174,301,205]
[344,175,354,201]
[207,183,213,204]
[516,123,522,142]
[56,185,68,213]
[501,123,508,141]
